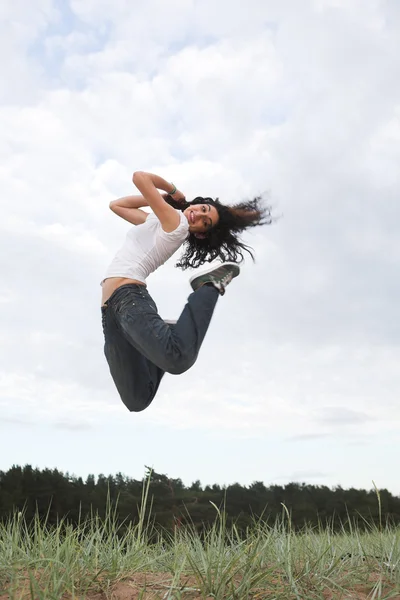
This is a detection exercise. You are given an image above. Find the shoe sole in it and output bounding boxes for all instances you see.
[189,262,240,286]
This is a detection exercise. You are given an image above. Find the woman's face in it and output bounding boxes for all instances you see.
[184,204,219,234]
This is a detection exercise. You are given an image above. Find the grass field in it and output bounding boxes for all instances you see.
[1,494,399,599]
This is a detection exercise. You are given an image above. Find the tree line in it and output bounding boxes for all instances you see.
[1,464,399,532]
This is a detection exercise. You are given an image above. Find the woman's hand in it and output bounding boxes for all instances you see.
[134,173,186,203]
[170,189,186,202]
[162,190,186,203]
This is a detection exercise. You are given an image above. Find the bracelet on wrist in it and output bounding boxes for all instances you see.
[169,183,177,195]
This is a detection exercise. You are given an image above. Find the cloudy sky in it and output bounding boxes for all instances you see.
[1,0,400,495]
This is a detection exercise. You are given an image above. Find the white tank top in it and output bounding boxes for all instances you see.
[103,211,189,284]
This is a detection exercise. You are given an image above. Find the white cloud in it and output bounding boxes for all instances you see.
[1,0,400,493]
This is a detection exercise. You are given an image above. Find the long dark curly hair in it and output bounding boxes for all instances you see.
[164,194,272,270]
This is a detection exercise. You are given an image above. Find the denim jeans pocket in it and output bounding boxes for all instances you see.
[114,291,157,321]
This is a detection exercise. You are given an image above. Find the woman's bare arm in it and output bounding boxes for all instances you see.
[110,195,149,225]
[110,195,149,210]
[132,171,184,232]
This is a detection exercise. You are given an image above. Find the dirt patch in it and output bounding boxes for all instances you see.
[1,571,399,600]
[84,577,400,600]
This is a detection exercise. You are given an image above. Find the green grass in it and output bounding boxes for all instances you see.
[0,494,399,599]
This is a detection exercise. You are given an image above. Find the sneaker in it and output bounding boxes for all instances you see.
[189,263,240,296]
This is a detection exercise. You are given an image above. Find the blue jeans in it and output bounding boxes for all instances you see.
[101,283,219,412]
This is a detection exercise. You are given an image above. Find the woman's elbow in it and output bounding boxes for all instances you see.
[109,200,117,212]
[132,171,144,184]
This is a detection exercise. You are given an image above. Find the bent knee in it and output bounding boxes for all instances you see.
[125,402,148,413]
[120,390,155,413]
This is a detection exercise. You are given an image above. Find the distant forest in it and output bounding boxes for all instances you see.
[1,465,399,532]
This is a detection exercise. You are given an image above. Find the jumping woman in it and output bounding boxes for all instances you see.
[101,171,270,412]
